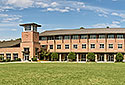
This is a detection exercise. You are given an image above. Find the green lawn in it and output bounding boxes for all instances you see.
[0,63,125,85]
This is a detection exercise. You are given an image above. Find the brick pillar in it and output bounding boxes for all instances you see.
[104,54,107,62]
[77,54,79,62]
[59,54,61,62]
[4,53,6,60]
[95,54,97,62]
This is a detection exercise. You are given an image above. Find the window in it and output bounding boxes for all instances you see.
[40,37,47,40]
[82,44,86,49]
[109,44,113,48]
[90,35,96,39]
[65,45,69,49]
[117,35,124,39]
[6,54,11,59]
[24,48,29,52]
[33,26,37,31]
[41,45,46,48]
[0,54,4,60]
[55,36,62,40]
[64,35,70,39]
[57,45,61,49]
[73,44,78,49]
[91,44,95,48]
[25,25,31,31]
[118,44,122,49]
[50,45,53,49]
[108,35,114,39]
[99,35,105,39]
[72,35,79,39]
[81,35,88,39]
[100,44,104,48]
[48,36,54,40]
[13,53,18,60]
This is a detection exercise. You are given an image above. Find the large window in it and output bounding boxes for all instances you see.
[50,45,53,49]
[118,44,122,49]
[40,37,47,40]
[99,35,105,39]
[57,45,61,49]
[100,44,104,48]
[33,25,37,31]
[73,44,78,49]
[82,44,86,49]
[91,44,95,48]
[72,35,79,39]
[108,35,114,39]
[90,35,96,39]
[55,36,62,40]
[65,45,69,49]
[64,35,70,39]
[13,53,18,60]
[117,34,124,39]
[25,25,31,31]
[109,44,113,48]
[81,35,88,39]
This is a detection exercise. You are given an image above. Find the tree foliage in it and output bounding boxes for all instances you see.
[51,52,58,60]
[116,53,123,62]
[68,52,76,61]
[40,49,50,60]
[87,52,95,61]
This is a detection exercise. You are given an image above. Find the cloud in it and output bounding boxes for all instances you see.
[6,0,34,8]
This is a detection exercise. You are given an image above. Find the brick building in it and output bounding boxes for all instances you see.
[0,23,125,62]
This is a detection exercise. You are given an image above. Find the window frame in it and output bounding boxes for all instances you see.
[73,44,78,49]
[91,44,95,49]
[57,45,61,49]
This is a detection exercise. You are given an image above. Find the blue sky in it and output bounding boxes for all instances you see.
[0,0,125,40]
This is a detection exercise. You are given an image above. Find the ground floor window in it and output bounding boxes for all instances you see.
[0,54,4,60]
[81,54,86,61]
[13,53,18,60]
[107,54,114,61]
[6,54,11,59]
[97,54,104,61]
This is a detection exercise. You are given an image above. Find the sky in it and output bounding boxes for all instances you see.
[0,0,125,40]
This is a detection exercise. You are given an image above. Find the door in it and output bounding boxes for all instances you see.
[24,54,29,61]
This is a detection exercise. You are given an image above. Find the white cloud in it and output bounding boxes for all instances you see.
[47,8,69,13]
[6,0,34,8]
[50,2,59,7]
[112,21,120,24]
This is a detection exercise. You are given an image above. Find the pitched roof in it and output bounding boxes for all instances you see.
[39,28,125,36]
[19,23,41,27]
[0,39,21,48]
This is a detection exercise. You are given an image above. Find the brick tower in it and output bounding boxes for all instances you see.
[20,23,41,61]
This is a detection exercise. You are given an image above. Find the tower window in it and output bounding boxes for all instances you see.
[25,25,31,31]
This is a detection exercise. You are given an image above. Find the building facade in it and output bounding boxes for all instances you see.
[0,23,125,62]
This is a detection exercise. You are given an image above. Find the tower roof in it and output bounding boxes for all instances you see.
[19,23,41,27]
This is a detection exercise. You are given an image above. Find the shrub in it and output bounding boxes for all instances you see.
[87,52,95,61]
[51,52,58,61]
[116,53,123,62]
[16,58,21,61]
[6,58,11,62]
[0,57,4,62]
[32,57,37,61]
[68,52,76,61]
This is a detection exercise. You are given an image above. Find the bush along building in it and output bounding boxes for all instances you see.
[0,23,125,62]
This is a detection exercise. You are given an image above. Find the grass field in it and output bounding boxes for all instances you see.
[0,63,125,85]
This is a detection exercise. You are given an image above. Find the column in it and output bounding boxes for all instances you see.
[95,54,97,62]
[4,53,6,60]
[114,54,116,62]
[59,54,61,62]
[77,54,79,62]
[104,54,107,62]
[86,54,87,62]
[11,53,13,60]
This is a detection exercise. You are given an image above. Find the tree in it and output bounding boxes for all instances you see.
[116,53,123,62]
[87,52,95,61]
[51,52,58,61]
[68,52,76,61]
[40,49,50,60]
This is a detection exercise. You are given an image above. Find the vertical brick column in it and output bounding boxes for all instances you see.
[4,53,6,60]
[11,53,13,60]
